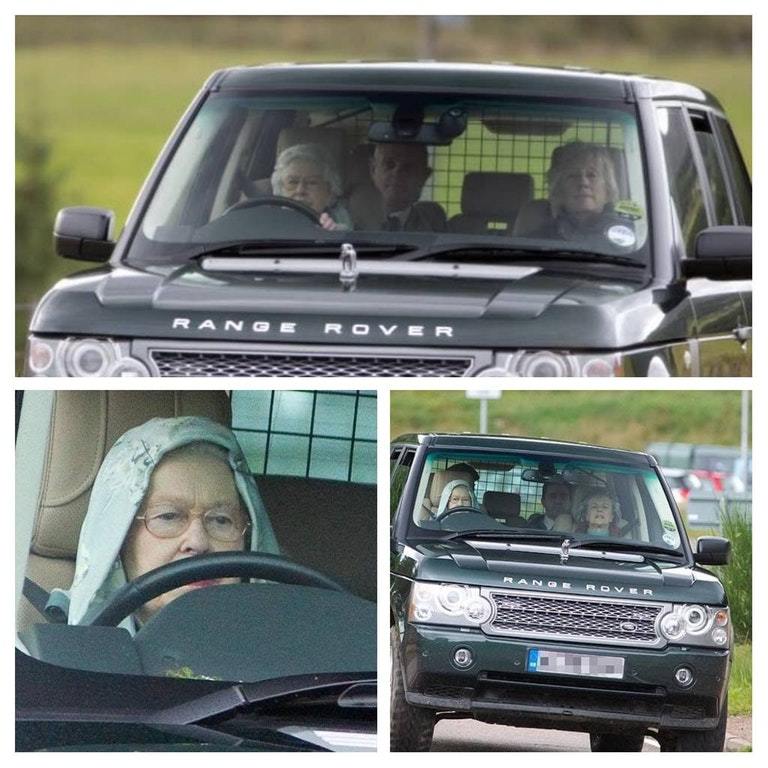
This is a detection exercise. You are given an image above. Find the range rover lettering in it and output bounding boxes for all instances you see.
[26,63,751,377]
[390,433,733,751]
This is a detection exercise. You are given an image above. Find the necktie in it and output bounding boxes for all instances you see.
[384,214,401,231]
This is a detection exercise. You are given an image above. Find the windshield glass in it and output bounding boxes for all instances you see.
[132,92,649,266]
[412,449,683,552]
[16,389,376,689]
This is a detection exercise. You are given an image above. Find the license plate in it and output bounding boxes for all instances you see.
[527,648,625,679]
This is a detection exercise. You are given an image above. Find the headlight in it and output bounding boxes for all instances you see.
[659,605,731,648]
[25,335,151,377]
[408,581,493,627]
[478,351,622,378]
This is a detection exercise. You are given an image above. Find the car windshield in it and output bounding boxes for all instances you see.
[412,449,684,553]
[16,390,376,689]
[132,92,649,267]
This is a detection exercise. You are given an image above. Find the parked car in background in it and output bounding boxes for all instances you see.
[662,467,718,519]
[648,442,751,494]
[25,62,750,378]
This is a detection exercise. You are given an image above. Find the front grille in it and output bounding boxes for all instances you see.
[151,351,472,377]
[485,590,664,647]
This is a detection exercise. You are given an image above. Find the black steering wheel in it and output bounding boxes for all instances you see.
[223,195,320,224]
[433,504,481,522]
[86,551,344,627]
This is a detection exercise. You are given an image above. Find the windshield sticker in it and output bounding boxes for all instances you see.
[614,200,645,220]
[662,531,680,547]
[606,225,637,249]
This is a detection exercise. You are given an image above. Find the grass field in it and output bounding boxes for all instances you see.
[730,644,752,715]
[390,390,743,449]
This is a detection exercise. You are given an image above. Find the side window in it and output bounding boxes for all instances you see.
[715,116,752,224]
[390,449,415,520]
[689,111,734,226]
[657,107,709,256]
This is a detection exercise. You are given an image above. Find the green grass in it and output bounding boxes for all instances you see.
[391,390,743,449]
[729,644,751,715]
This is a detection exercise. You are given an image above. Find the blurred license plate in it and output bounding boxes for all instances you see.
[527,649,625,679]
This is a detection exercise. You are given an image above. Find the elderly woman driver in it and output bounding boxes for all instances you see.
[58,416,278,632]
[271,143,352,231]
[531,142,625,242]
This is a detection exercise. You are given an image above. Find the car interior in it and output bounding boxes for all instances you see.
[16,390,376,641]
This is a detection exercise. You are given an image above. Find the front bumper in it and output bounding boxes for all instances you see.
[400,624,730,732]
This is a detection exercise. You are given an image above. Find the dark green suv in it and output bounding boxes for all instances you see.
[390,433,733,751]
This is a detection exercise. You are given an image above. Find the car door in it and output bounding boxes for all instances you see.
[657,104,751,375]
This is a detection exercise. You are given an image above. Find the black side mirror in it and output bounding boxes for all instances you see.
[681,225,751,280]
[54,206,115,262]
[694,536,731,566]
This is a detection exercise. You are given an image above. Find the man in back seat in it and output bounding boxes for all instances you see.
[370,144,445,231]
[527,478,574,531]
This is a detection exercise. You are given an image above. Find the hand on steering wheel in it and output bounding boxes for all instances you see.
[86,551,343,627]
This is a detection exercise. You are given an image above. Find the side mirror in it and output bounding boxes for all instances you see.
[694,536,731,566]
[681,225,751,280]
[54,207,115,262]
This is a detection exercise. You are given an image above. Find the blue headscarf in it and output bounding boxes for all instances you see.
[59,416,279,629]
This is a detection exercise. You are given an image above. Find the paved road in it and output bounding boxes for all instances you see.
[431,720,660,752]
[432,718,752,751]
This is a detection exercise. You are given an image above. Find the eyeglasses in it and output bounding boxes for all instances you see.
[282,174,325,192]
[136,507,251,543]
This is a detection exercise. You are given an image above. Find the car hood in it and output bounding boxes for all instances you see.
[408,539,726,605]
[30,263,690,349]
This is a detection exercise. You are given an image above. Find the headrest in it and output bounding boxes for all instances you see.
[483,491,521,517]
[461,172,534,218]
[31,391,231,561]
[276,128,346,172]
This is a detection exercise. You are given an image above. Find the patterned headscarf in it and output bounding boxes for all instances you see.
[59,416,279,630]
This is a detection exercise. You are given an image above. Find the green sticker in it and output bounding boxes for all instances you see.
[614,200,644,220]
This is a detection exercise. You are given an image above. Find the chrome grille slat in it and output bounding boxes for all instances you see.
[150,351,472,377]
[485,590,664,647]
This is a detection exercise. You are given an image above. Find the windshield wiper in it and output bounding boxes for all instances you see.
[446,530,568,541]
[399,243,645,268]
[570,539,685,561]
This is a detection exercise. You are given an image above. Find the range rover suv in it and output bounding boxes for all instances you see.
[26,63,751,377]
[390,433,733,750]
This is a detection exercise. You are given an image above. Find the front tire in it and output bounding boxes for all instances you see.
[658,696,728,752]
[390,626,435,751]
[590,731,646,751]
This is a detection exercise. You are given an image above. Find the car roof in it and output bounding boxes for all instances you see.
[392,432,655,467]
[212,61,720,108]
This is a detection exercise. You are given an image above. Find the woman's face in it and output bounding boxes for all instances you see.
[586,494,614,529]
[121,452,248,623]
[448,486,472,509]
[280,159,333,213]
[560,159,608,216]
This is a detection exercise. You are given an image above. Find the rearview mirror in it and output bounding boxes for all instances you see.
[694,536,731,566]
[682,226,751,280]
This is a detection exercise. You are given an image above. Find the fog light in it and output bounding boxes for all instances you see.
[452,647,474,669]
[675,667,695,687]
[108,358,150,377]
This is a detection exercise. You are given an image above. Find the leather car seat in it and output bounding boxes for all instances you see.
[448,172,534,234]
[17,391,230,633]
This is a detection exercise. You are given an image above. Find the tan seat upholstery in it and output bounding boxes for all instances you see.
[448,172,534,234]
[18,391,230,632]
